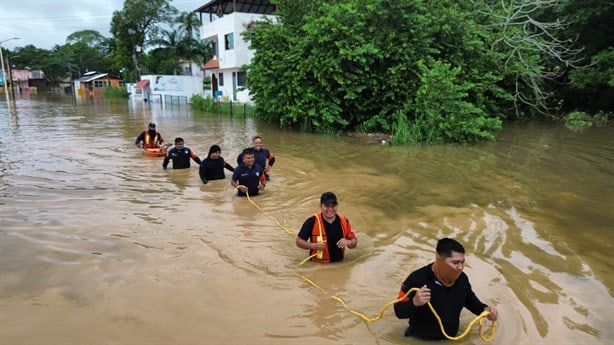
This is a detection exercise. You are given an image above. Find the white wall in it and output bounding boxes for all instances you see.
[200,12,277,104]
[139,75,205,105]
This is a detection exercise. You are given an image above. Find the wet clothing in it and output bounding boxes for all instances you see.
[237,148,275,179]
[199,156,235,184]
[231,163,265,196]
[297,213,356,263]
[393,263,487,340]
[163,147,201,169]
[135,130,164,148]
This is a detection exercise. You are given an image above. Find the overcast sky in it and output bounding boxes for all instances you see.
[0,0,201,51]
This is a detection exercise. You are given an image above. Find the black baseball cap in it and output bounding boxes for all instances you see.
[320,192,338,205]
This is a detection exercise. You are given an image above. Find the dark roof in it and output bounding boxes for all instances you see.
[194,0,276,15]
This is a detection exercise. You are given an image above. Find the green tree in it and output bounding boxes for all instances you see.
[176,11,204,75]
[411,59,502,143]
[246,0,507,142]
[482,0,586,118]
[9,45,52,71]
[110,0,177,81]
[147,28,183,74]
[66,30,109,48]
[176,11,202,75]
[178,37,213,74]
[177,11,201,39]
[9,45,62,86]
[60,30,114,77]
[555,0,614,113]
[10,30,114,89]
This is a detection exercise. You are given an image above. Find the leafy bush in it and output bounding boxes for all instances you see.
[564,111,612,131]
[411,60,502,143]
[191,95,256,117]
[103,86,128,98]
[391,110,412,145]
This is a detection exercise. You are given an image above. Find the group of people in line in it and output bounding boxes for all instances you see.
[135,123,275,197]
[135,123,499,341]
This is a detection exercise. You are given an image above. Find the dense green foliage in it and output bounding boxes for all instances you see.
[411,60,502,143]
[555,1,614,112]
[245,0,508,142]
[8,32,114,88]
[244,0,611,143]
[564,111,611,131]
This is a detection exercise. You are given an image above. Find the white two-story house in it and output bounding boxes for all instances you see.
[194,0,277,103]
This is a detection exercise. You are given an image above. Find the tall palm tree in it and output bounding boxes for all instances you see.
[177,11,201,38]
[149,28,182,74]
[185,38,213,67]
[176,11,201,75]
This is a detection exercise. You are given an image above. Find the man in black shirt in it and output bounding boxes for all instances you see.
[162,137,201,169]
[199,144,235,184]
[394,238,498,340]
[231,148,266,196]
[295,192,357,263]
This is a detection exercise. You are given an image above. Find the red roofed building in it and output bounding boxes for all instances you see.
[133,79,150,102]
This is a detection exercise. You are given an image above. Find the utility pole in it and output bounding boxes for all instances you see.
[0,37,20,107]
[8,54,17,100]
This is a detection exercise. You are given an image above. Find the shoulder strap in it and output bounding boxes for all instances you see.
[313,213,323,237]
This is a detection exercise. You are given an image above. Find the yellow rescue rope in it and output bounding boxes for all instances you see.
[234,184,295,236]
[233,186,496,342]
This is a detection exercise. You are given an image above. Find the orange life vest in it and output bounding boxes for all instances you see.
[144,131,160,148]
[310,212,352,264]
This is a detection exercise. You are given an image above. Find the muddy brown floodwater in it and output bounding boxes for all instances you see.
[1,96,613,344]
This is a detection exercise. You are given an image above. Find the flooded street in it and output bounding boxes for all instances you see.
[1,96,613,344]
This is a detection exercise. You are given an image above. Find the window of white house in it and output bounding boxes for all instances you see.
[219,72,224,86]
[225,33,234,50]
[94,81,104,88]
[237,71,246,87]
[211,41,218,56]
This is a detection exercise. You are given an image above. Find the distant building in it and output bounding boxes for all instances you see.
[131,74,206,107]
[132,79,151,102]
[195,0,277,103]
[10,69,47,94]
[73,71,122,98]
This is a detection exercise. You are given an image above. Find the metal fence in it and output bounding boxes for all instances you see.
[164,95,188,106]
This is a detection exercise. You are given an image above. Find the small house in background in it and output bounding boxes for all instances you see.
[133,79,151,102]
[11,69,47,95]
[73,71,122,98]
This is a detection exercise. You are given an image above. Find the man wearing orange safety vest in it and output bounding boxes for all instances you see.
[296,192,358,263]
[135,122,165,149]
